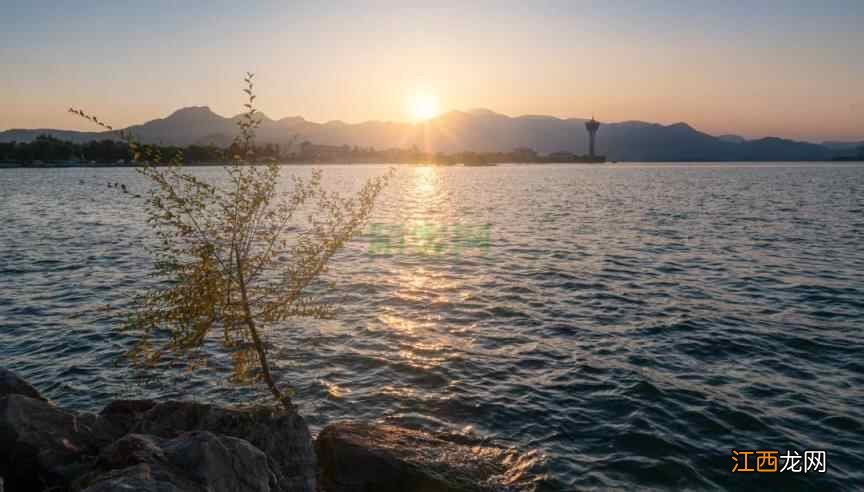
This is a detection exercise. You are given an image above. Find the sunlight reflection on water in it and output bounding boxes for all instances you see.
[1,163,863,490]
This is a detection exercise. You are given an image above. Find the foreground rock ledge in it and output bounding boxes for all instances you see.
[316,422,544,492]
[0,370,315,492]
[0,368,45,402]
[0,369,542,491]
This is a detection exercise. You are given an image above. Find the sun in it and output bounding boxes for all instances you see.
[409,91,441,121]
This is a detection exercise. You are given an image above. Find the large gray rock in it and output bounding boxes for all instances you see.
[80,463,184,492]
[99,399,158,435]
[0,370,317,492]
[103,400,316,492]
[0,368,44,401]
[0,394,122,490]
[80,432,277,492]
[316,422,544,492]
[99,433,167,470]
[161,431,277,491]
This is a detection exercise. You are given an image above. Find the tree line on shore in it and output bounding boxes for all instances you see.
[0,134,280,165]
[0,134,606,165]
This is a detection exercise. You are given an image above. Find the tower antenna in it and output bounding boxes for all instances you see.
[585,116,601,161]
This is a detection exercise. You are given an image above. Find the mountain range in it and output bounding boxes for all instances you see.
[1,106,857,161]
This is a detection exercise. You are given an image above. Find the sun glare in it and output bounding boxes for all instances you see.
[409,91,441,121]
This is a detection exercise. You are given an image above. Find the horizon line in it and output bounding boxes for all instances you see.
[3,105,859,145]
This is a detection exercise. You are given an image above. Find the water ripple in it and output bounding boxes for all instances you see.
[1,163,863,490]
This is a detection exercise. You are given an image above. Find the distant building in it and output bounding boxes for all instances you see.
[585,118,601,159]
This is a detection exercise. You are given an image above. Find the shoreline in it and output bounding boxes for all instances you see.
[1,160,863,169]
[0,368,544,491]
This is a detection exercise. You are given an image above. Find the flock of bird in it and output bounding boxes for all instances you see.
[78,179,141,198]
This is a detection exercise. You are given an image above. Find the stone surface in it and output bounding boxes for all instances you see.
[81,432,276,492]
[99,433,167,470]
[130,401,316,492]
[0,394,316,492]
[316,422,544,492]
[80,463,186,492]
[0,394,122,490]
[0,370,542,492]
[0,368,44,401]
[161,431,276,492]
[99,399,159,435]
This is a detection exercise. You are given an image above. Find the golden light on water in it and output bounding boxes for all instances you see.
[371,164,469,377]
[320,379,351,399]
[380,313,419,335]
[414,165,437,195]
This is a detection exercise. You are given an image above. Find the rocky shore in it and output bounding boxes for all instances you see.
[0,368,543,491]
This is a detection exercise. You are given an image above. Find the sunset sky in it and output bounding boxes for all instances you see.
[2,0,862,142]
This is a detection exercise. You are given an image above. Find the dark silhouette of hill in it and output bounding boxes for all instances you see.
[717,134,747,144]
[0,106,839,161]
[822,140,864,151]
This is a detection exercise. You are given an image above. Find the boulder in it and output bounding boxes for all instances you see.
[316,422,544,492]
[0,394,122,490]
[80,432,277,492]
[161,431,277,491]
[122,401,316,492]
[0,370,317,492]
[0,368,44,401]
[98,433,166,470]
[99,399,159,435]
[80,463,185,492]
[0,370,550,492]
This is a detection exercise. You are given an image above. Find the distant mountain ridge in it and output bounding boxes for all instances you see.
[0,106,844,161]
[822,140,864,151]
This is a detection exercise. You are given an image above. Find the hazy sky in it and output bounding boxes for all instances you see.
[2,0,862,141]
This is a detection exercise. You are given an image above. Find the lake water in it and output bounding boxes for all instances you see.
[1,163,863,490]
